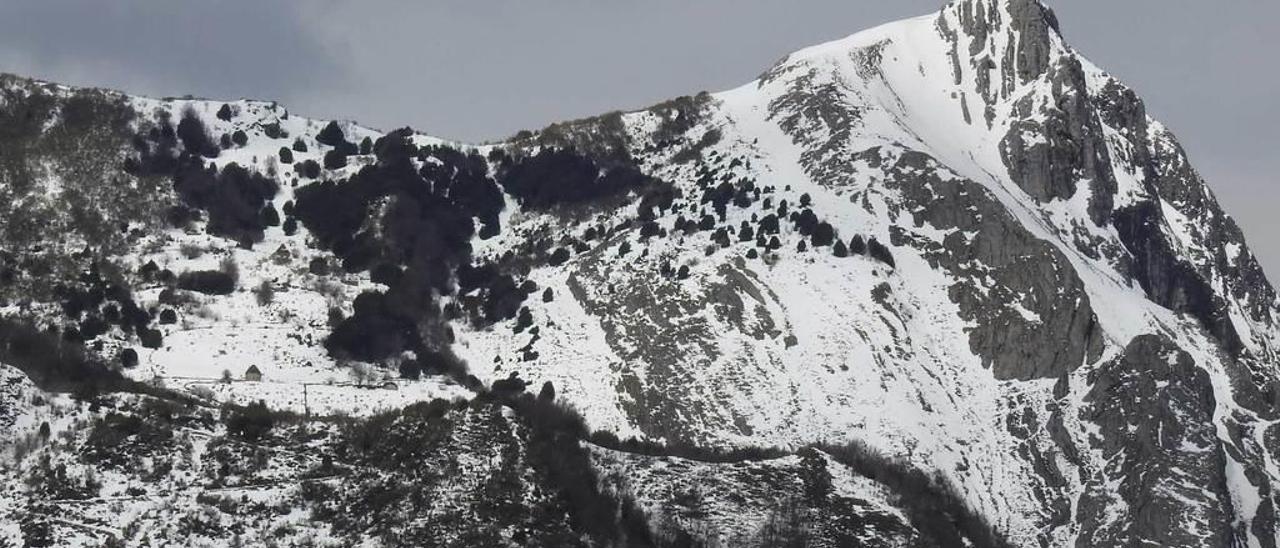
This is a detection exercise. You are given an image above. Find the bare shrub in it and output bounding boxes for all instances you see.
[253,280,275,306]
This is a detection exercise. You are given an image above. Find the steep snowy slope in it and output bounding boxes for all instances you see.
[449,1,1280,545]
[1,0,1277,546]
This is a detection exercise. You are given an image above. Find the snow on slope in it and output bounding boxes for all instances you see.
[96,98,474,416]
[451,1,1280,545]
[591,447,918,546]
[448,59,1054,542]
[2,0,1277,544]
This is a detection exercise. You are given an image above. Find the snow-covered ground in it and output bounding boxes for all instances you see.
[2,0,1277,544]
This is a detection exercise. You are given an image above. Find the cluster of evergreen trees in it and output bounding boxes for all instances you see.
[171,161,279,245]
[53,261,164,360]
[833,234,896,267]
[496,147,659,210]
[174,107,220,159]
[0,316,128,394]
[127,109,280,247]
[292,133,672,374]
[313,120,374,171]
[292,130,501,369]
[664,159,901,269]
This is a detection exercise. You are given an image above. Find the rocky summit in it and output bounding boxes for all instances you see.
[1,1,1277,546]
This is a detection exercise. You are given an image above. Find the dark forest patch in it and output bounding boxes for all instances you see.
[497,147,663,211]
[171,160,278,245]
[293,131,501,367]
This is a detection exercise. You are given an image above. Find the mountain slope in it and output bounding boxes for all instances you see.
[459,1,1280,544]
[1,0,1278,546]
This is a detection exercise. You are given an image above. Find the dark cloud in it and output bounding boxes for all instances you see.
[0,0,348,105]
[0,0,1275,276]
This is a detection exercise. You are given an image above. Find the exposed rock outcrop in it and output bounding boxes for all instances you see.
[1077,335,1234,547]
[886,150,1104,380]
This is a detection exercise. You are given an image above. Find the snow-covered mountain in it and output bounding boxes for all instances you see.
[1,0,1277,546]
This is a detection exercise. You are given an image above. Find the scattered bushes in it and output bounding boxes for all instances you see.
[81,410,175,468]
[817,441,1009,548]
[498,393,664,547]
[177,270,236,295]
[225,400,275,441]
[588,433,789,464]
[304,399,586,545]
[754,499,812,548]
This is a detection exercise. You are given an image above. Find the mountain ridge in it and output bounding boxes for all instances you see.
[0,1,1277,546]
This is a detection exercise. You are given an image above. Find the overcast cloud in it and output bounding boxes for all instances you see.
[1,1,1276,276]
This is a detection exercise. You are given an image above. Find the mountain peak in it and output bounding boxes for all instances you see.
[936,0,1064,102]
[759,0,1065,106]
[943,0,1060,37]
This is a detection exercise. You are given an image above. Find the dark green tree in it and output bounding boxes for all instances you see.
[323,149,347,170]
[849,235,867,255]
[316,120,346,147]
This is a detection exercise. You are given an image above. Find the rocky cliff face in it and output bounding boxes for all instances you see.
[1,1,1278,546]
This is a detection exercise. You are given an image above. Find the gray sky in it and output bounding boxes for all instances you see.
[1,1,1276,278]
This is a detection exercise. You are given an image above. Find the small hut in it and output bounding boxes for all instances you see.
[244,365,263,382]
[381,380,399,391]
